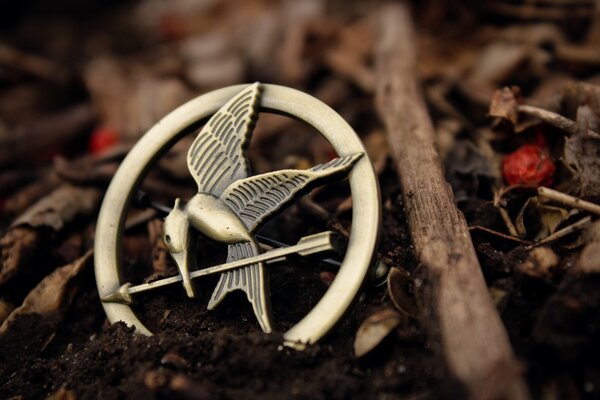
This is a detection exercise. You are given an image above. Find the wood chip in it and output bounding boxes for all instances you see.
[354,308,402,358]
[386,267,419,318]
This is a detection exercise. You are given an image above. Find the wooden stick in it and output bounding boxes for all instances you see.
[538,186,600,216]
[535,216,591,246]
[375,4,530,399]
[518,104,600,139]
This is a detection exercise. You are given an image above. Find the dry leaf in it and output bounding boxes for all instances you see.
[3,173,61,217]
[12,185,101,231]
[517,247,559,279]
[146,219,177,283]
[539,205,570,236]
[0,251,92,334]
[46,388,77,400]
[577,242,600,274]
[515,197,569,240]
[489,284,510,310]
[54,157,119,186]
[562,82,600,120]
[2,189,96,285]
[0,227,42,285]
[354,308,402,358]
[489,87,520,124]
[575,221,600,274]
[564,105,600,198]
[0,299,15,325]
[387,267,419,318]
[515,197,535,238]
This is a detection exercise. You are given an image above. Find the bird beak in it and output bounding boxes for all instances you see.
[171,250,198,298]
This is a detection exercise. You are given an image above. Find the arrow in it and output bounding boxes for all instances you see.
[132,190,342,268]
[101,231,338,305]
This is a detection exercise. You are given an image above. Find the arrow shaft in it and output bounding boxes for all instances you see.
[126,232,334,296]
[190,239,324,278]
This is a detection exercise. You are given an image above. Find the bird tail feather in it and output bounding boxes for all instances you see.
[207,241,273,333]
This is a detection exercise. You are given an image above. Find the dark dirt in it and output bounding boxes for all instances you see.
[0,197,454,400]
[1,187,599,399]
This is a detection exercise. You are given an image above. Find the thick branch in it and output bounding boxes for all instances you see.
[375,4,529,399]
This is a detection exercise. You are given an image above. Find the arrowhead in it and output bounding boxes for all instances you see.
[101,283,133,305]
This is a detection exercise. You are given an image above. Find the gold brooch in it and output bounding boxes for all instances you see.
[95,83,380,348]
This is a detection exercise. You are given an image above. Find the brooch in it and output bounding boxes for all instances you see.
[94,83,381,348]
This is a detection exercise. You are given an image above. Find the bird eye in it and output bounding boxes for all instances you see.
[165,235,171,243]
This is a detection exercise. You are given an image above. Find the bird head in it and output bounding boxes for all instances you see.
[162,198,198,298]
[162,198,190,254]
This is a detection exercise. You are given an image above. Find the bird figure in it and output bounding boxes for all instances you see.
[162,82,363,333]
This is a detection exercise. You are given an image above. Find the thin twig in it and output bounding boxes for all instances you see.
[496,206,519,237]
[469,226,531,245]
[518,104,600,139]
[535,216,592,246]
[538,187,600,216]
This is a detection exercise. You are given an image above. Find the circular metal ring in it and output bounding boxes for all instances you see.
[94,84,381,346]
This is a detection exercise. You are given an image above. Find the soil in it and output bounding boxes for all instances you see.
[1,198,455,400]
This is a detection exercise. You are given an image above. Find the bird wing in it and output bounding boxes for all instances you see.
[187,82,262,196]
[220,153,363,232]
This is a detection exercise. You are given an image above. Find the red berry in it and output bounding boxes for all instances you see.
[89,126,119,155]
[503,144,555,186]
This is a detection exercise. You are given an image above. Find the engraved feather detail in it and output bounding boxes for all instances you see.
[207,241,272,333]
[220,153,363,232]
[187,82,262,196]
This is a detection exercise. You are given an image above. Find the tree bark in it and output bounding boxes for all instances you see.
[374,4,530,399]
